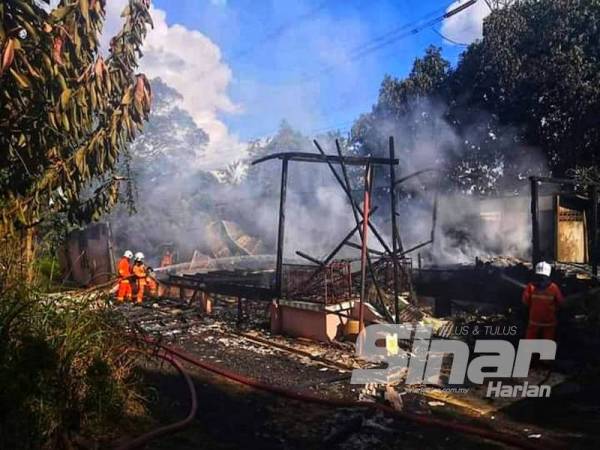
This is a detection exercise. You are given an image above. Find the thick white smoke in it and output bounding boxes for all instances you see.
[362,99,549,266]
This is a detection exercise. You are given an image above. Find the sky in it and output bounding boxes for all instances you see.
[101,0,492,168]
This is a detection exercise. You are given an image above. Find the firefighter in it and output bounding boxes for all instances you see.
[116,250,133,303]
[522,261,565,340]
[133,252,148,304]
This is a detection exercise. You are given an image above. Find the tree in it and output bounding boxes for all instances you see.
[353,1,600,194]
[108,78,215,260]
[243,120,312,194]
[0,0,153,237]
[351,46,460,198]
[451,0,600,179]
[127,78,208,178]
[377,46,450,119]
[351,46,451,159]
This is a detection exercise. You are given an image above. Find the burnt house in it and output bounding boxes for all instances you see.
[62,222,116,286]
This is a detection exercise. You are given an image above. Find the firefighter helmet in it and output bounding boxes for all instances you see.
[535,261,551,277]
[124,250,133,259]
[134,252,145,262]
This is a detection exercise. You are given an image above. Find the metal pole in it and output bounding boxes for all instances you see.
[590,186,598,276]
[275,159,288,296]
[530,177,540,264]
[359,163,372,332]
[389,137,401,323]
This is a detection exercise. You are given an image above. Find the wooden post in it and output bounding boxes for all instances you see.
[530,177,540,264]
[275,159,289,297]
[590,186,599,275]
[389,137,401,323]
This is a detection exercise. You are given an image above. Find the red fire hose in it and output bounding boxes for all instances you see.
[115,351,198,450]
[155,341,564,450]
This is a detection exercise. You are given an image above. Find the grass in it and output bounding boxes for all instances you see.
[0,283,147,449]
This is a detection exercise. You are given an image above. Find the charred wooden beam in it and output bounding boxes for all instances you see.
[590,185,599,275]
[302,206,378,289]
[389,137,401,322]
[275,159,289,296]
[344,241,384,256]
[322,206,377,265]
[530,177,540,264]
[397,239,433,257]
[323,140,392,321]
[166,274,277,301]
[530,176,600,186]
[295,251,325,266]
[252,152,398,167]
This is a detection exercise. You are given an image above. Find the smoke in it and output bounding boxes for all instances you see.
[416,194,532,265]
[359,98,549,266]
[108,74,550,269]
[109,79,218,264]
[105,53,549,269]
[219,138,371,264]
[110,95,371,269]
[441,0,491,45]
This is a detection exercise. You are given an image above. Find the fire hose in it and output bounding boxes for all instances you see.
[114,350,198,450]
[147,337,563,450]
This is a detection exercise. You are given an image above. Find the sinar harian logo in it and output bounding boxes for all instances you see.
[351,324,555,398]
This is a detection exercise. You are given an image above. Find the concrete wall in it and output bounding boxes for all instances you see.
[271,301,349,342]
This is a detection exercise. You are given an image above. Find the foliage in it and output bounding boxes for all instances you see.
[0,0,153,236]
[352,0,600,194]
[108,78,215,261]
[213,160,248,185]
[0,287,144,449]
[352,46,451,158]
[451,0,600,177]
[125,78,208,179]
[243,120,312,195]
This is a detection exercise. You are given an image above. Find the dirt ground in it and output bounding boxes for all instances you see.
[136,360,502,450]
[118,298,600,449]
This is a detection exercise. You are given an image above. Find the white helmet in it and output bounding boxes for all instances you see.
[535,261,551,277]
[124,250,133,259]
[134,252,145,262]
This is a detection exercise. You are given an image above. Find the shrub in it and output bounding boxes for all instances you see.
[0,286,144,449]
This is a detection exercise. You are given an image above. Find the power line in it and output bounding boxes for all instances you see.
[196,0,368,79]
[343,4,450,58]
[295,0,479,83]
[193,1,330,79]
[431,27,469,46]
[255,0,478,134]
[231,1,330,62]
[239,1,480,142]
